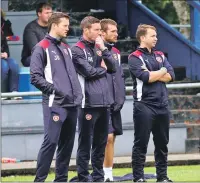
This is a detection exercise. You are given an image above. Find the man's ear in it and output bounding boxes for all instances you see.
[101,30,106,37]
[83,28,89,34]
[38,12,42,18]
[140,35,145,42]
[51,23,57,29]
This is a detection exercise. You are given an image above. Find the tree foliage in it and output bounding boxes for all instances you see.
[142,0,180,24]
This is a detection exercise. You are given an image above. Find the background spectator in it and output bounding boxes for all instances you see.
[21,2,52,67]
[1,9,21,99]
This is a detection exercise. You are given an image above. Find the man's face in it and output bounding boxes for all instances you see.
[55,18,69,38]
[85,23,101,41]
[141,28,157,48]
[38,7,52,24]
[102,24,118,43]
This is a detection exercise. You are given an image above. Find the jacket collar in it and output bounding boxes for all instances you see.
[80,36,95,48]
[104,42,114,51]
[137,47,156,55]
[45,34,61,45]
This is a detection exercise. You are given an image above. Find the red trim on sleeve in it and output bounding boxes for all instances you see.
[39,39,50,49]
[128,50,142,59]
[76,41,85,49]
[112,47,120,54]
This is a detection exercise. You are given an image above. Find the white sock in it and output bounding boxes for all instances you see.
[103,167,113,180]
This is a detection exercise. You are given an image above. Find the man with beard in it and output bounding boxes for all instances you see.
[30,12,82,182]
[100,19,126,182]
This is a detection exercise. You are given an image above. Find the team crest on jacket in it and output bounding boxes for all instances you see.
[113,54,118,60]
[53,115,59,122]
[156,56,162,63]
[96,50,102,56]
[85,114,92,120]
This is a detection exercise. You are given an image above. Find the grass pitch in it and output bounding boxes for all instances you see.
[1,165,200,182]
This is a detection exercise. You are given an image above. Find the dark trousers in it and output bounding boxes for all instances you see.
[1,58,19,92]
[132,102,170,181]
[77,107,109,182]
[34,105,78,182]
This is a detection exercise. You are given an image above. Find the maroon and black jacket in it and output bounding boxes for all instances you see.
[71,37,116,108]
[30,34,83,107]
[128,47,175,107]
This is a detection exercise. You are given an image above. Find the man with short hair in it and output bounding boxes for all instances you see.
[30,12,82,182]
[128,24,175,182]
[100,18,126,182]
[21,2,52,66]
[71,16,116,182]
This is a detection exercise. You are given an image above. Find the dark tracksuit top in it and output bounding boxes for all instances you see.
[71,37,116,108]
[128,47,175,181]
[30,34,83,108]
[71,37,116,182]
[22,19,48,66]
[30,34,83,182]
[105,43,126,135]
[128,47,175,108]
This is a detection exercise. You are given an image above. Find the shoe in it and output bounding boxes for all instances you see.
[105,178,112,182]
[134,178,147,182]
[157,178,173,182]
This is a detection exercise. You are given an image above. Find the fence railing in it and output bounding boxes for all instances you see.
[170,24,191,28]
[126,82,200,92]
[1,83,200,98]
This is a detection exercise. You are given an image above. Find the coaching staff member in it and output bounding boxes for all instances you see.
[128,24,175,182]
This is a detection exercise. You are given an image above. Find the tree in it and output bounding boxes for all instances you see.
[142,0,190,39]
[142,0,179,24]
[172,0,190,38]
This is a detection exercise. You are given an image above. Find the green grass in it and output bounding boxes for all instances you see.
[1,165,200,182]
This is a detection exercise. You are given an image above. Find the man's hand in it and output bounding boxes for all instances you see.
[147,67,168,83]
[1,52,8,59]
[101,59,107,70]
[160,67,167,75]
[95,36,107,51]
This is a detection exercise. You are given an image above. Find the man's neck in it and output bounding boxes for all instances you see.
[49,31,61,40]
[140,44,152,53]
[37,19,48,27]
[83,34,92,43]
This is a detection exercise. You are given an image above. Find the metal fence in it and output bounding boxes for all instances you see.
[1,83,200,98]
[170,24,191,28]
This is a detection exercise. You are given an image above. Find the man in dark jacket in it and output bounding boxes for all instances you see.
[21,2,52,67]
[100,19,126,182]
[71,16,116,182]
[128,24,175,182]
[30,12,82,182]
